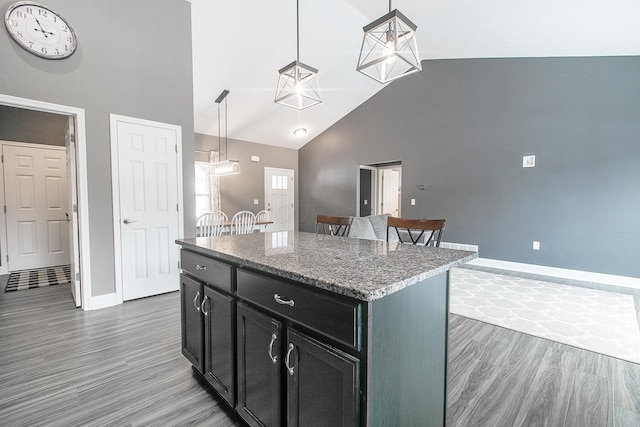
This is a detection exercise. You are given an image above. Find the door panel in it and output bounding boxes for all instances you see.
[204,286,235,407]
[4,145,70,271]
[115,120,180,301]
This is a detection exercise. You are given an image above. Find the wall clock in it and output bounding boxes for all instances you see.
[4,1,77,59]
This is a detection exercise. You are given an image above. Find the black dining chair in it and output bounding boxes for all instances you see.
[386,217,447,247]
[315,214,354,237]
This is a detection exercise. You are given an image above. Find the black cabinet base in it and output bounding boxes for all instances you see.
[191,366,248,426]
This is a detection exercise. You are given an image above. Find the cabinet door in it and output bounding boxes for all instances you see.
[203,285,235,407]
[180,274,204,373]
[237,303,282,427]
[286,329,360,427]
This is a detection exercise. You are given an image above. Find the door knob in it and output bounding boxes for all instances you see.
[123,218,137,224]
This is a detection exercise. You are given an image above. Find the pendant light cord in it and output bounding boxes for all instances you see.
[389,0,392,12]
[296,0,300,61]
[217,101,221,161]
[224,96,228,161]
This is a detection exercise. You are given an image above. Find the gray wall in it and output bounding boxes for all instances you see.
[0,0,194,297]
[194,133,299,231]
[0,105,68,146]
[299,56,640,278]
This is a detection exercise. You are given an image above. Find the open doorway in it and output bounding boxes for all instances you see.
[0,95,90,309]
[357,162,402,218]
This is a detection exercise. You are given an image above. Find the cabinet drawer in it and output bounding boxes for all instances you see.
[237,269,361,349]
[181,250,232,292]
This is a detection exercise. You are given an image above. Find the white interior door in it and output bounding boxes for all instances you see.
[3,145,70,271]
[379,167,402,217]
[112,116,181,301]
[264,167,294,232]
[66,117,81,306]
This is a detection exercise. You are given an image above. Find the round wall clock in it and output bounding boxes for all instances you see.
[4,1,77,59]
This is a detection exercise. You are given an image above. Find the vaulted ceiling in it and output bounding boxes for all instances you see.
[190,0,640,149]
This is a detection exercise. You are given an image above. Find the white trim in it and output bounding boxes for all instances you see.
[469,257,640,291]
[110,114,184,305]
[88,292,118,311]
[0,94,92,310]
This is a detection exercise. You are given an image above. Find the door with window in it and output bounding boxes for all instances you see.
[264,168,294,232]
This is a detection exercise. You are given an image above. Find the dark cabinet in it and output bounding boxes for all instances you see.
[180,250,235,409]
[181,274,204,373]
[286,329,360,427]
[202,286,235,407]
[237,302,360,427]
[237,303,283,427]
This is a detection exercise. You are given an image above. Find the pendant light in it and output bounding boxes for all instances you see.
[275,0,321,110]
[208,89,240,177]
[356,0,421,83]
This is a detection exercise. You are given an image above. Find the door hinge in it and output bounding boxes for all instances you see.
[175,144,178,153]
[1,154,3,163]
[6,254,8,262]
[76,272,80,281]
[70,133,76,144]
[3,205,5,214]
[176,203,179,212]
[73,204,77,213]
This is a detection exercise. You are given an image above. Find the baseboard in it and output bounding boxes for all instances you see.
[468,257,640,291]
[87,292,118,310]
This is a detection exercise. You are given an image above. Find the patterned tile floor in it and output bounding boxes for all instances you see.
[450,267,640,364]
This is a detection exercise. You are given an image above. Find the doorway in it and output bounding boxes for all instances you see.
[264,167,294,231]
[0,94,90,309]
[357,162,402,217]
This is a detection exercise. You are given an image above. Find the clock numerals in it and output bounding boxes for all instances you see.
[5,1,77,59]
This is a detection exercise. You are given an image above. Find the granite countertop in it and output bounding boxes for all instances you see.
[176,231,477,301]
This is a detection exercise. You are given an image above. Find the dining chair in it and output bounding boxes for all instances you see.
[196,211,228,237]
[315,214,354,237]
[231,211,257,235]
[255,209,270,222]
[386,217,447,247]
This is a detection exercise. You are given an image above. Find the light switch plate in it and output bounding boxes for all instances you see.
[253,199,259,205]
[523,155,536,168]
[411,199,416,206]
[533,241,540,250]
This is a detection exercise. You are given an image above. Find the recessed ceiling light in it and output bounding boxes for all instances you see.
[293,128,307,137]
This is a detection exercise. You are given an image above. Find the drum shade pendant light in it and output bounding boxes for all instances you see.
[208,90,240,176]
[275,0,321,110]
[356,0,421,83]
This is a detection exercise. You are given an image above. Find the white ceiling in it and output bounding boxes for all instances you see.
[190,0,640,150]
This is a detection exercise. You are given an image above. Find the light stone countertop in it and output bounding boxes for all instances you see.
[176,231,478,301]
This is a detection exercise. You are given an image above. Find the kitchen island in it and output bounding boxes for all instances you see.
[177,231,477,427]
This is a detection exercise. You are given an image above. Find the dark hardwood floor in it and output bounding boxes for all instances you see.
[1,281,638,426]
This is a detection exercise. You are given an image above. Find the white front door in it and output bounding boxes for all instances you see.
[264,167,294,232]
[111,116,182,301]
[379,167,402,217]
[3,145,70,271]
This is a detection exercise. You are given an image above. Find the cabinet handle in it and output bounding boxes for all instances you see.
[193,291,201,313]
[274,294,295,307]
[196,264,207,271]
[268,333,278,364]
[285,343,295,376]
[201,296,209,317]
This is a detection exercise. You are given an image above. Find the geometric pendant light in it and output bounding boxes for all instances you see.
[275,0,322,109]
[356,2,421,83]
[208,89,241,176]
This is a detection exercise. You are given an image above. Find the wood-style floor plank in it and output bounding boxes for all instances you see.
[1,282,639,426]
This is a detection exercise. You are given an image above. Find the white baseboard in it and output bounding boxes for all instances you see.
[87,292,119,310]
[469,258,640,291]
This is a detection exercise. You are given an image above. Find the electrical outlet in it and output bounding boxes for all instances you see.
[533,241,540,250]
[253,199,259,205]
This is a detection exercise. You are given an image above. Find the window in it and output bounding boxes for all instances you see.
[271,174,288,190]
[195,161,211,218]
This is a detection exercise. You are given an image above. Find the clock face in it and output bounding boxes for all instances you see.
[4,1,77,59]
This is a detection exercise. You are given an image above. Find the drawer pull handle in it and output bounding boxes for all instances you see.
[268,333,278,364]
[285,343,295,376]
[201,296,209,317]
[195,264,207,271]
[193,291,201,313]
[274,294,294,307]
